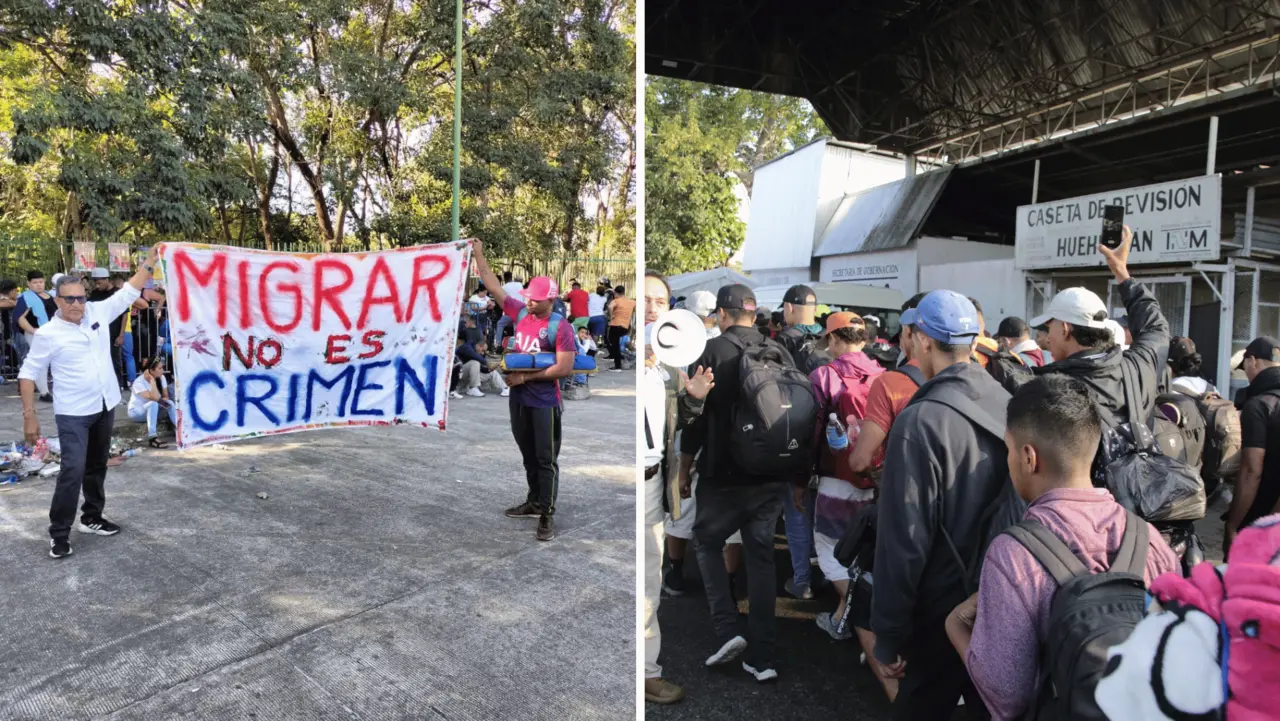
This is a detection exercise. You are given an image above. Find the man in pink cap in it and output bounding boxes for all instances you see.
[471,240,577,541]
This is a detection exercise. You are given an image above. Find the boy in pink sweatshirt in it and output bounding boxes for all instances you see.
[946,375,1178,721]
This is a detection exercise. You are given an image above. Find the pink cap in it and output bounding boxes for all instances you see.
[524,276,558,301]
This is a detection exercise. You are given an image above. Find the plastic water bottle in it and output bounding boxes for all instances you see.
[825,413,849,451]
[122,449,139,458]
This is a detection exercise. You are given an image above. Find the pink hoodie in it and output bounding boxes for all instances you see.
[809,351,885,486]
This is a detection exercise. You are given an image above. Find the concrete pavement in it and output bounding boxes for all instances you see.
[0,371,636,721]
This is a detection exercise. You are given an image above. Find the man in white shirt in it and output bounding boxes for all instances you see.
[20,246,159,559]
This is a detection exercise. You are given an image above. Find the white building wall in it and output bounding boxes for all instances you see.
[743,141,907,273]
[919,258,1027,326]
[917,236,1015,265]
[742,142,827,272]
[818,248,918,297]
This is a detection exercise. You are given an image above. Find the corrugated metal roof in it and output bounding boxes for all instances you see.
[667,267,754,297]
[1233,214,1280,256]
[812,167,953,257]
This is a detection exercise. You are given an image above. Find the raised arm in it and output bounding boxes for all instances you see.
[470,240,506,307]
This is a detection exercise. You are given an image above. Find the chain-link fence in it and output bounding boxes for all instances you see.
[474,256,635,294]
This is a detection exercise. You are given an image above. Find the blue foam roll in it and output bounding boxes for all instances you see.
[501,353,597,373]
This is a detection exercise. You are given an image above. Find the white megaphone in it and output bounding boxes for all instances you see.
[647,309,708,369]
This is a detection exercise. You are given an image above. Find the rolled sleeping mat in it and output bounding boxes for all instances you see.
[501,353,598,374]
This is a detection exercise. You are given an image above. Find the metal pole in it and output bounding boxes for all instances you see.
[1031,158,1041,203]
[905,154,916,177]
[1217,264,1235,394]
[1244,185,1256,257]
[1206,115,1218,176]
[452,0,463,241]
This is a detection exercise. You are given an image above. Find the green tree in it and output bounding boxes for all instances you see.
[644,77,826,274]
[0,0,634,264]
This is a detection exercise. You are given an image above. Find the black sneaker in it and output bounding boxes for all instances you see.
[535,513,555,541]
[78,517,121,536]
[49,538,72,559]
[39,393,52,403]
[504,501,541,519]
[661,564,686,596]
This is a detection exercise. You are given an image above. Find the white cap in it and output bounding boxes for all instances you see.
[686,290,716,319]
[1030,287,1109,329]
[1103,319,1128,350]
[90,267,110,279]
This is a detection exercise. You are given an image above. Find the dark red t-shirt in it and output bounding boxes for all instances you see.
[566,288,589,318]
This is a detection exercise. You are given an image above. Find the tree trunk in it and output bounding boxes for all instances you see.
[217,199,232,244]
[260,75,335,249]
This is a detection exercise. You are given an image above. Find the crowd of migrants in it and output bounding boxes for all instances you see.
[452,270,636,402]
[643,229,1279,719]
[0,267,175,459]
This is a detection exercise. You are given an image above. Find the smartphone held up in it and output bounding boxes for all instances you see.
[1100,204,1125,249]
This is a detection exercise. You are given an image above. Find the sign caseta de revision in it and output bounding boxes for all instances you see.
[1015,175,1221,270]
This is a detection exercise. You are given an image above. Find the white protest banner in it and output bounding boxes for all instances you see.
[1016,175,1221,270]
[159,241,471,449]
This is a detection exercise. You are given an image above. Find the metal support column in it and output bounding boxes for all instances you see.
[1217,263,1235,394]
[1032,159,1041,203]
[1244,186,1256,256]
[905,154,917,177]
[1206,116,1219,176]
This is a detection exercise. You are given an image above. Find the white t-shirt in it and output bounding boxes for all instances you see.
[128,374,167,416]
[1172,376,1216,397]
[503,282,525,303]
[588,293,608,317]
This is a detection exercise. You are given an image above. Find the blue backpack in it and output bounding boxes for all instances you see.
[504,310,564,353]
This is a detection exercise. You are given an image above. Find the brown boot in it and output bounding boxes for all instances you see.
[644,677,685,704]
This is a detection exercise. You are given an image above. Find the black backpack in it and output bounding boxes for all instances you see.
[1101,363,1206,523]
[975,343,1036,395]
[777,326,833,375]
[1155,391,1206,471]
[1005,511,1149,721]
[723,334,819,477]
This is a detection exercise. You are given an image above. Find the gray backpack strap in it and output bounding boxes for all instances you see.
[1112,510,1150,577]
[1003,519,1089,587]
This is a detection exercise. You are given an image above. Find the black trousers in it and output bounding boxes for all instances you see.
[110,343,125,389]
[606,326,627,369]
[891,619,990,721]
[692,481,786,668]
[50,405,115,540]
[509,398,562,515]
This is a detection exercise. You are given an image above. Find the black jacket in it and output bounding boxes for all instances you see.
[679,324,796,486]
[871,361,1012,664]
[455,342,487,367]
[1035,278,1170,429]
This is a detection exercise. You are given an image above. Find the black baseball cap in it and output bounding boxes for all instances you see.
[1239,336,1280,368]
[783,284,816,306]
[995,316,1029,339]
[716,284,757,312]
[1169,337,1197,363]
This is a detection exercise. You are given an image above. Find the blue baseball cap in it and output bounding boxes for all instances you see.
[911,290,980,344]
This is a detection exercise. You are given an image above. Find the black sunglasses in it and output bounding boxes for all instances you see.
[59,295,87,305]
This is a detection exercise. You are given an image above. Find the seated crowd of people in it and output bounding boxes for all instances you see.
[643,228,1278,718]
[450,272,635,399]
